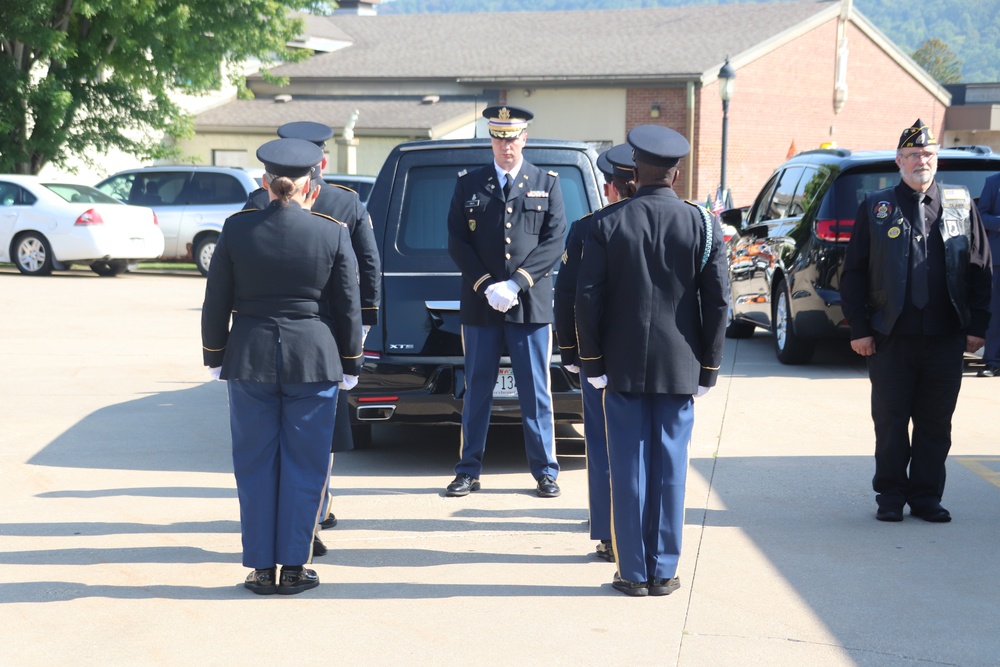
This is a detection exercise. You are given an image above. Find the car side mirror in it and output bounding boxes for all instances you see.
[720,207,747,228]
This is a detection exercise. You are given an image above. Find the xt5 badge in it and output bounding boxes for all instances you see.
[873,200,893,224]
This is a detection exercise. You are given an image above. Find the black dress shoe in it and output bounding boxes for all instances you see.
[648,577,681,596]
[876,506,904,522]
[595,540,615,563]
[319,513,338,529]
[446,474,480,497]
[536,475,560,498]
[978,365,999,377]
[278,567,319,595]
[244,568,277,595]
[611,573,648,597]
[313,535,328,557]
[910,503,951,523]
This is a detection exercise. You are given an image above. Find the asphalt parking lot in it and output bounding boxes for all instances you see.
[2,265,999,666]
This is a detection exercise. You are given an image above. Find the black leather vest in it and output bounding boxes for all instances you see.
[863,184,973,334]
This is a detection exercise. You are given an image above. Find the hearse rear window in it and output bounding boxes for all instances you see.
[397,165,591,255]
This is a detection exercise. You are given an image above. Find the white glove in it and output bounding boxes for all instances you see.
[587,374,608,390]
[487,280,520,312]
[694,385,710,398]
[339,374,359,391]
[362,325,371,345]
[209,366,222,380]
[564,364,580,374]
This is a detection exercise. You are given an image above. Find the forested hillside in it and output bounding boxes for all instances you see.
[377,0,999,82]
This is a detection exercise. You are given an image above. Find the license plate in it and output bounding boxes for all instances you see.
[493,368,517,398]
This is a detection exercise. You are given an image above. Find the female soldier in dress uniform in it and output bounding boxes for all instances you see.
[201,138,363,595]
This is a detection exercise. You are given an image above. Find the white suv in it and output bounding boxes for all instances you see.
[95,166,257,276]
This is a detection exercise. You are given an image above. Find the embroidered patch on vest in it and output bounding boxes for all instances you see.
[873,200,892,223]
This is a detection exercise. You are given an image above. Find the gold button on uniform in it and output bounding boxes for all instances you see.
[506,222,512,228]
[505,237,511,244]
[507,207,513,213]
[505,253,511,260]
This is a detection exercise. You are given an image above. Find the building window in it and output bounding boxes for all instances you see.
[213,150,247,167]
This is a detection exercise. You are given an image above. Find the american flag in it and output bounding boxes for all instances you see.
[711,186,725,216]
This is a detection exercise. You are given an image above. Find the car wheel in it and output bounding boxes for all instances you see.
[773,278,814,364]
[194,234,218,277]
[89,259,129,277]
[12,232,54,276]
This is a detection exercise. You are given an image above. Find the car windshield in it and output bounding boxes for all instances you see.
[44,183,122,205]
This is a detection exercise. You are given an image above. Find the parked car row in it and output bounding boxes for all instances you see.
[0,176,163,276]
[723,145,1000,364]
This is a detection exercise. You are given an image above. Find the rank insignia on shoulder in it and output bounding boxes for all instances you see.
[458,169,468,178]
[873,200,892,223]
[888,226,900,239]
[526,190,549,198]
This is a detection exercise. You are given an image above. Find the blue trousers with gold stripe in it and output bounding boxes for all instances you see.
[457,322,558,480]
[605,391,693,583]
[228,377,338,569]
[581,368,611,541]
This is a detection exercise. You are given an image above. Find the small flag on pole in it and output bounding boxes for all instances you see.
[711,185,725,216]
[786,140,797,159]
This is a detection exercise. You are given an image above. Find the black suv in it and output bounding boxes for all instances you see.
[724,146,1000,364]
[350,138,605,443]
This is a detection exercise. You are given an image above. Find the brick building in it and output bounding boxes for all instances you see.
[181,0,948,208]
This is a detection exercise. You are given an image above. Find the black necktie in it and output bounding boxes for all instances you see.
[503,172,513,199]
[911,192,929,309]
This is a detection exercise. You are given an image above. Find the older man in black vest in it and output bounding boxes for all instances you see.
[840,119,992,523]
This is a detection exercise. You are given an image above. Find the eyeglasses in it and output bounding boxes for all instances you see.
[900,150,937,161]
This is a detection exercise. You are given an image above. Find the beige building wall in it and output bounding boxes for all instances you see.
[505,88,627,146]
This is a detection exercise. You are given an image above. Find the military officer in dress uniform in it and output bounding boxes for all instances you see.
[554,143,635,563]
[575,125,728,597]
[840,120,992,523]
[445,105,567,498]
[245,121,381,540]
[202,138,363,595]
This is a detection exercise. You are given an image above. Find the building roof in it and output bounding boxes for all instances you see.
[194,96,478,137]
[255,2,842,84]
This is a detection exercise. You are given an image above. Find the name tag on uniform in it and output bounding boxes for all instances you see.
[526,190,549,198]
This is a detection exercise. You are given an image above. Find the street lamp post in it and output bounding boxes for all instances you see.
[718,58,736,207]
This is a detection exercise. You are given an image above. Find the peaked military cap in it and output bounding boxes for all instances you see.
[606,143,636,179]
[277,121,334,148]
[483,105,533,139]
[898,119,937,149]
[256,138,324,178]
[596,149,615,180]
[627,125,690,168]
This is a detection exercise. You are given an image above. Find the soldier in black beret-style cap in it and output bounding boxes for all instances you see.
[840,117,992,525]
[202,134,363,596]
[575,123,728,596]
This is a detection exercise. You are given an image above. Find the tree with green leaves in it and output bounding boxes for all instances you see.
[911,38,963,84]
[0,1,332,175]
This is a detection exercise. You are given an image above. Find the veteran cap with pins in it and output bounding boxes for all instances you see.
[277,121,334,149]
[627,124,690,168]
[256,138,324,179]
[483,105,533,139]
[898,118,937,149]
